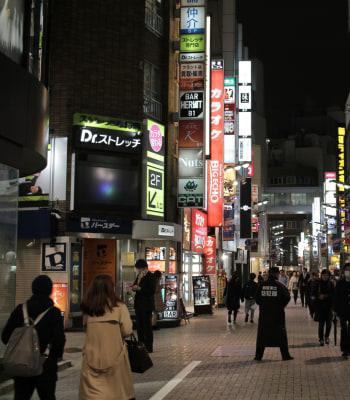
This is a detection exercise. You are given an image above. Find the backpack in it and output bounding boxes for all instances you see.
[3,302,52,377]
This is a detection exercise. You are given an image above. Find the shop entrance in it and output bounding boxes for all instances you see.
[182,251,202,306]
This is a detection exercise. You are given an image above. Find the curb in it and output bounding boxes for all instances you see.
[0,360,72,396]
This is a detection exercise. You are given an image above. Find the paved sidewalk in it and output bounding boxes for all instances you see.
[1,301,350,399]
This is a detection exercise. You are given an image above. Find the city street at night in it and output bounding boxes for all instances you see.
[1,303,349,400]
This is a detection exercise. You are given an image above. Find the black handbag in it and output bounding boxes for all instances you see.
[125,333,153,373]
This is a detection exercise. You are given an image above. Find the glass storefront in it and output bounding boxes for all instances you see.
[0,163,18,356]
[182,251,202,305]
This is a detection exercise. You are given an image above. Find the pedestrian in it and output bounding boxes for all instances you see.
[258,271,264,283]
[279,269,289,288]
[79,274,135,400]
[288,271,299,304]
[298,267,310,307]
[132,259,156,353]
[254,267,293,361]
[333,263,350,357]
[152,270,164,330]
[306,272,318,318]
[313,269,334,346]
[224,272,242,323]
[241,273,258,323]
[1,275,66,400]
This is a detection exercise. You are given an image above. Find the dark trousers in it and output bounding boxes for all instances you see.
[300,287,307,306]
[292,290,298,304]
[340,318,350,354]
[318,320,331,340]
[228,309,238,321]
[135,309,153,351]
[14,376,56,400]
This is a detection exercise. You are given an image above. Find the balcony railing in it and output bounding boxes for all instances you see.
[143,95,162,121]
[145,7,164,37]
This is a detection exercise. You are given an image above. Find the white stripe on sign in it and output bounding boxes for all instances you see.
[149,360,201,400]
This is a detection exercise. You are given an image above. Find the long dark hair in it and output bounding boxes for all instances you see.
[80,274,122,316]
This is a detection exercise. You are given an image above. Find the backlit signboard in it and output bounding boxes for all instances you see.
[180,63,204,90]
[238,111,252,137]
[180,34,205,52]
[181,7,205,34]
[238,138,252,162]
[191,209,207,252]
[144,120,165,220]
[208,61,224,227]
[238,61,252,84]
[180,91,204,118]
[179,148,204,177]
[238,86,252,110]
[338,127,346,223]
[203,236,216,274]
[178,178,204,207]
[224,86,235,103]
[179,120,204,148]
[180,52,205,62]
[224,135,235,164]
[181,0,205,5]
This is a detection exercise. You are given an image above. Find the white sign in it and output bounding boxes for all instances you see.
[224,135,235,164]
[238,138,252,162]
[180,52,205,62]
[238,111,251,137]
[239,61,252,84]
[158,225,175,237]
[181,7,205,34]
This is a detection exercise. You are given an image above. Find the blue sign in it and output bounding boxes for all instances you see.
[70,243,82,313]
[66,213,132,234]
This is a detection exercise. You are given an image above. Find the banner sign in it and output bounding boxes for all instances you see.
[203,236,216,274]
[183,208,191,250]
[70,242,82,313]
[191,209,207,252]
[208,61,224,227]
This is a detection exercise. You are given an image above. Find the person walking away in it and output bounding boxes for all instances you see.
[298,267,310,307]
[152,270,164,330]
[132,259,156,353]
[334,263,350,357]
[279,270,289,288]
[224,272,242,323]
[254,267,293,361]
[288,272,299,304]
[258,272,264,284]
[306,272,318,318]
[79,274,135,400]
[241,273,258,323]
[2,275,66,400]
[313,269,334,346]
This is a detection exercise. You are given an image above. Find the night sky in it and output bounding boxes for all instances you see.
[236,1,350,138]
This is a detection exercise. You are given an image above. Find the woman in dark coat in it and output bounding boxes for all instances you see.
[314,269,334,346]
[224,272,242,323]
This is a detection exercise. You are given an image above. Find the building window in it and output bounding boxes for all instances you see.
[145,0,164,37]
[143,60,162,121]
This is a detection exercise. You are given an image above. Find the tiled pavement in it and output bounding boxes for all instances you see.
[1,301,350,399]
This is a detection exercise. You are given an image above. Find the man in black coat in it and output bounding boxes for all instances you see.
[2,275,66,400]
[298,267,310,307]
[333,263,350,357]
[132,259,156,353]
[254,267,293,361]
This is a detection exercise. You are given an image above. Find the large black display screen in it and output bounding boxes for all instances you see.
[74,153,140,212]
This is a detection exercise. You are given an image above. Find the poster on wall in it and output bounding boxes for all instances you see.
[42,243,67,272]
[193,275,212,315]
[163,275,179,319]
[69,243,82,313]
[51,283,68,313]
[83,239,116,294]
[147,261,166,273]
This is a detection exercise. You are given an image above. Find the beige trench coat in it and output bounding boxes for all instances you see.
[79,303,135,400]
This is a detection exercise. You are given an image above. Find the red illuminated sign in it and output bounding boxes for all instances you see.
[203,236,216,275]
[191,209,207,252]
[208,63,224,227]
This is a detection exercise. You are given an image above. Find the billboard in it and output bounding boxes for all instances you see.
[208,61,224,227]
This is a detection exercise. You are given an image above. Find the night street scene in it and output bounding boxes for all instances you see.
[0,1,350,399]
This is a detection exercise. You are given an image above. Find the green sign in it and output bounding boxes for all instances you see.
[180,34,205,53]
[73,113,141,133]
[224,77,236,86]
[146,164,164,218]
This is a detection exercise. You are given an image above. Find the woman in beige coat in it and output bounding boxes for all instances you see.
[79,275,135,400]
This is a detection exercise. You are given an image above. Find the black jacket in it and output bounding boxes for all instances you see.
[133,271,156,313]
[256,276,290,347]
[241,280,258,301]
[298,273,310,289]
[334,278,350,320]
[313,279,334,322]
[224,278,242,311]
[2,294,66,378]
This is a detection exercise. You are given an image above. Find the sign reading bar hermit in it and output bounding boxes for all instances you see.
[180,91,204,119]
